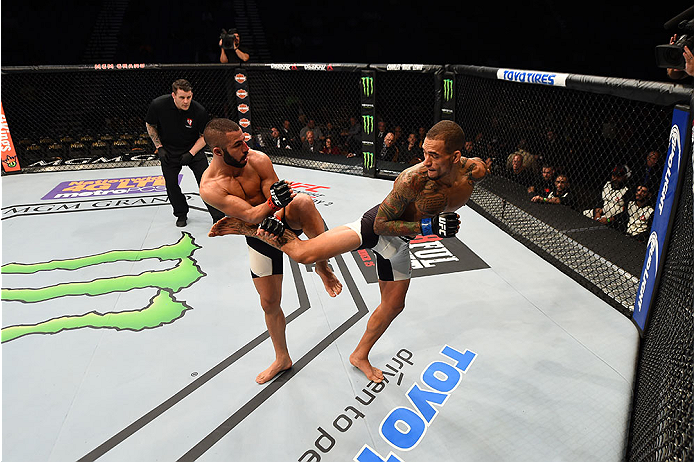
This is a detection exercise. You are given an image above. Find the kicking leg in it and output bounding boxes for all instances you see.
[284,194,343,297]
[252,274,293,384]
[210,216,361,267]
[350,279,410,383]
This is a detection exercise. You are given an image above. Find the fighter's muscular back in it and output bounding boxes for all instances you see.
[200,149,278,223]
[375,156,486,237]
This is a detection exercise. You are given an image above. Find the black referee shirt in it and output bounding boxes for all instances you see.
[145,94,208,154]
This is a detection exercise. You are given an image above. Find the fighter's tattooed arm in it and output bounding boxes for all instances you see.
[146,123,162,149]
[461,157,489,186]
[374,169,423,236]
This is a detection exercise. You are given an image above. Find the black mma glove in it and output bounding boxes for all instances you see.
[259,216,284,238]
[267,180,293,211]
[420,212,460,238]
[180,151,194,165]
[156,146,170,162]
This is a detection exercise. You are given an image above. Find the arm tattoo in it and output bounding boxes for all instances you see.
[146,123,162,148]
[375,170,421,236]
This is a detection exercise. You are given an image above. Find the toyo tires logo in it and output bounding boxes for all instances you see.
[1,233,204,342]
[658,124,682,216]
[636,231,659,313]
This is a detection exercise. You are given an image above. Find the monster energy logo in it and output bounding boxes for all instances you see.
[443,78,453,101]
[361,76,373,97]
[363,151,374,170]
[362,115,374,135]
[1,233,204,343]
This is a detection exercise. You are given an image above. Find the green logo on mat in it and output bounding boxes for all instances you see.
[444,78,454,101]
[1,233,204,343]
[361,76,373,97]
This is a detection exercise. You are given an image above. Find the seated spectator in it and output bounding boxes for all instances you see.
[375,120,388,153]
[321,137,341,155]
[639,150,662,192]
[301,130,322,154]
[505,147,537,174]
[527,164,556,197]
[583,164,631,226]
[402,133,423,165]
[393,125,405,150]
[417,126,427,148]
[624,184,654,243]
[378,132,399,162]
[279,119,299,149]
[323,121,341,146]
[268,126,291,150]
[506,153,534,188]
[340,116,361,156]
[532,174,575,208]
[300,119,324,143]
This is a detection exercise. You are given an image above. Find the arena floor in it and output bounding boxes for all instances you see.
[2,164,640,461]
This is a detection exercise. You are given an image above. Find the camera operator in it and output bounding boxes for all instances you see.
[219,28,249,63]
[666,35,694,79]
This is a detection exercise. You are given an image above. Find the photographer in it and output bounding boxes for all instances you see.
[219,28,250,63]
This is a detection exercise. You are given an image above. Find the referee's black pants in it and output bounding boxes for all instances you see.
[160,153,225,223]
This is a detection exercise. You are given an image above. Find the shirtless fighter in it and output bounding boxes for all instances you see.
[209,120,488,383]
[200,118,342,384]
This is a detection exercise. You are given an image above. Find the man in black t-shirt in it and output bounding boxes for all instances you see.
[145,79,224,227]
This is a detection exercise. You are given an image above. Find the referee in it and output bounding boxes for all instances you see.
[146,79,224,226]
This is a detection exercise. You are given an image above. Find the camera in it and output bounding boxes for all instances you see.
[655,6,694,69]
[220,28,238,50]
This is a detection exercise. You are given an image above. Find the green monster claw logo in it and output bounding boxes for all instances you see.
[363,151,374,170]
[362,115,374,135]
[444,78,454,101]
[1,233,204,343]
[3,154,18,168]
[361,76,373,97]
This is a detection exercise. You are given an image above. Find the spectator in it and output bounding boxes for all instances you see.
[624,184,654,242]
[505,147,537,174]
[393,125,405,150]
[218,29,250,63]
[321,136,341,155]
[506,152,534,188]
[402,132,423,165]
[300,119,324,143]
[417,126,427,148]
[375,120,387,153]
[340,116,361,156]
[532,174,575,208]
[268,126,291,150]
[323,121,341,145]
[378,132,399,162]
[302,130,322,154]
[583,164,631,226]
[528,164,556,197]
[640,150,662,192]
[279,119,299,149]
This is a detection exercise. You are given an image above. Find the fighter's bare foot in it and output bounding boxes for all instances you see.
[208,216,256,237]
[256,358,293,384]
[316,262,342,297]
[349,354,384,383]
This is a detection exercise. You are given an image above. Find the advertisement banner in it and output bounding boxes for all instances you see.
[1,102,21,172]
[234,69,252,144]
[633,106,689,331]
[361,70,376,177]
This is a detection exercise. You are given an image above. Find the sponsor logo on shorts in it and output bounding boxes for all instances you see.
[352,234,488,283]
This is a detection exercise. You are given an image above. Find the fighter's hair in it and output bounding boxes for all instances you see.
[172,79,192,93]
[204,118,241,148]
[425,120,465,154]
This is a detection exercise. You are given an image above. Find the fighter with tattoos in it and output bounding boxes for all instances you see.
[208,120,488,382]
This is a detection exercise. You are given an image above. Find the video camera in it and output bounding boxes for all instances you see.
[220,28,238,50]
[655,6,694,69]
